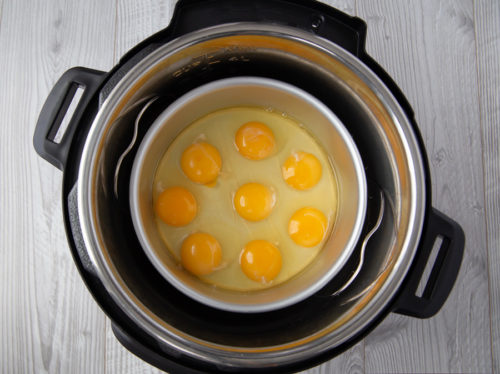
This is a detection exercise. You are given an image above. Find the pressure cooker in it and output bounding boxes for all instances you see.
[33,0,465,372]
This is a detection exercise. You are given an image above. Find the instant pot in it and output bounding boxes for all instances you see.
[33,0,465,372]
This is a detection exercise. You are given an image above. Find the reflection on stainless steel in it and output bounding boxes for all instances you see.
[332,189,385,296]
[113,95,159,199]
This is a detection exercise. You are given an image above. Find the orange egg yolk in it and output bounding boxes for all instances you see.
[240,240,282,283]
[282,151,322,190]
[181,142,222,185]
[234,183,275,221]
[235,121,275,160]
[288,207,327,247]
[155,186,197,226]
[181,232,222,276]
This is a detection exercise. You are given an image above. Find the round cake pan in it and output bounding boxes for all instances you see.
[130,76,367,313]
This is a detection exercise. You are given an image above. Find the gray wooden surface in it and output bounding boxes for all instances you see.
[0,0,498,373]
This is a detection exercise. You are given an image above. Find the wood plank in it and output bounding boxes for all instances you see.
[476,1,500,373]
[0,0,115,373]
[357,1,492,372]
[0,0,4,29]
[105,1,175,372]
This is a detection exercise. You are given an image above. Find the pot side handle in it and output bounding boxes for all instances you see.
[394,208,465,319]
[33,67,105,171]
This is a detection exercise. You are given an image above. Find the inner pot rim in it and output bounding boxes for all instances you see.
[76,23,426,367]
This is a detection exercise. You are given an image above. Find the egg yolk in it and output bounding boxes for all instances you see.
[240,240,282,283]
[282,151,322,190]
[181,142,222,185]
[155,186,197,226]
[234,183,275,221]
[288,207,327,247]
[181,232,222,276]
[235,121,275,160]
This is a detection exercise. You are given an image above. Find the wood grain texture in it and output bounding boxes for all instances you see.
[1,0,499,373]
[0,0,4,29]
[476,1,500,373]
[358,1,492,373]
[0,0,115,373]
[300,343,364,374]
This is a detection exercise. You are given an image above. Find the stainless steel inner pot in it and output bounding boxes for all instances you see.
[76,23,425,368]
[130,76,367,313]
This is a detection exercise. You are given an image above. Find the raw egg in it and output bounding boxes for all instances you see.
[181,142,221,185]
[181,232,222,276]
[155,186,197,226]
[282,151,322,190]
[288,207,328,247]
[240,240,282,283]
[235,121,275,160]
[234,183,276,221]
[153,106,338,291]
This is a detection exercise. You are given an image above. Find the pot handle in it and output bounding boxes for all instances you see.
[33,67,105,171]
[166,0,367,57]
[394,208,465,318]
